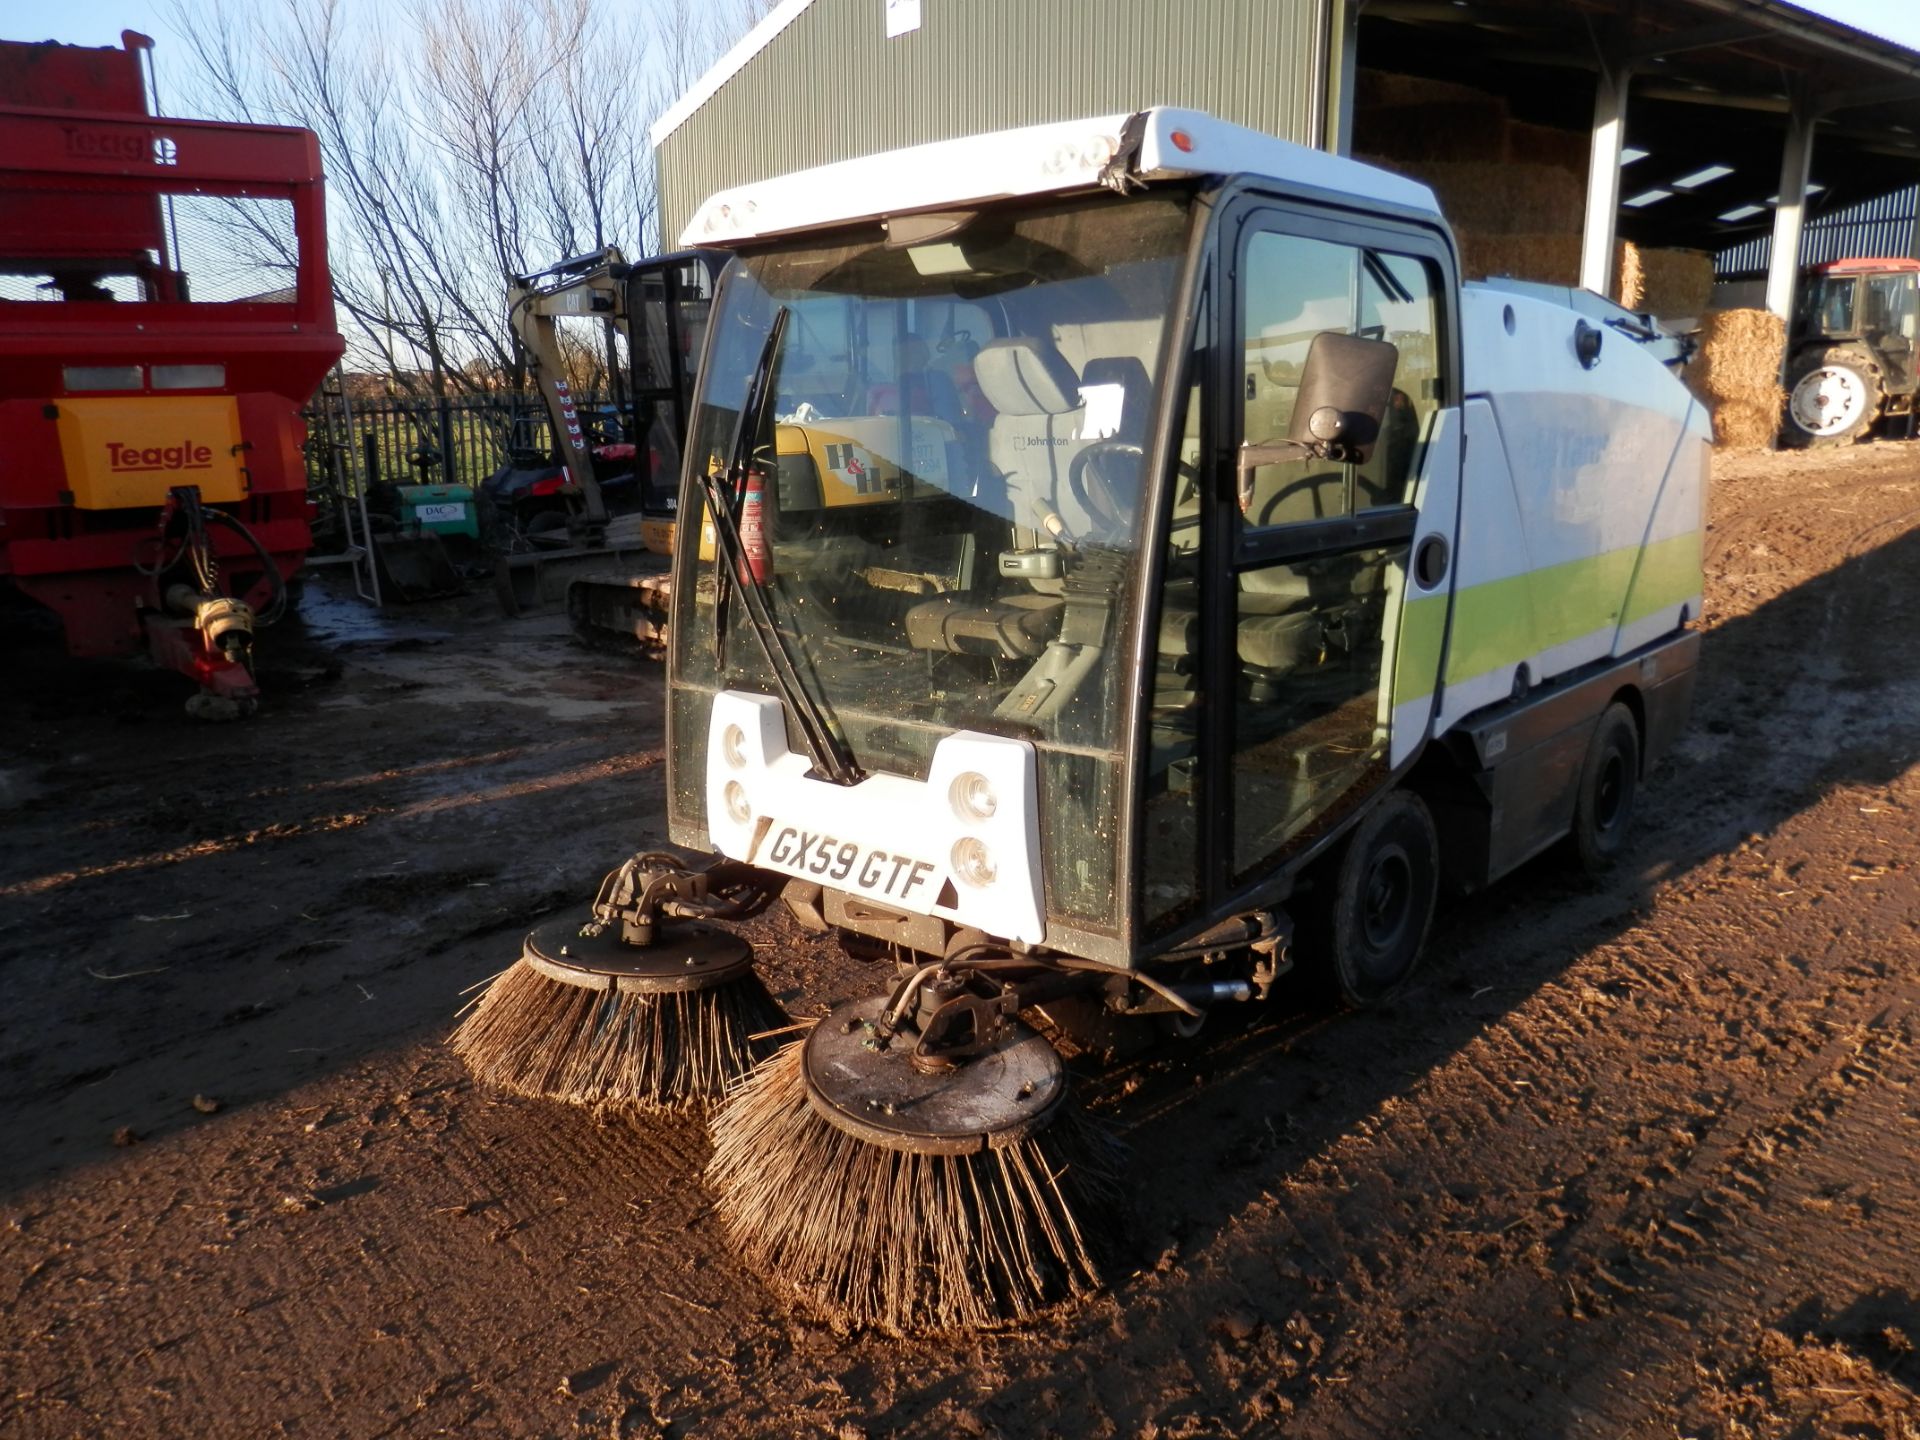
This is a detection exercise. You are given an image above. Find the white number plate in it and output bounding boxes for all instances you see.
[762,822,940,905]
[415,502,468,523]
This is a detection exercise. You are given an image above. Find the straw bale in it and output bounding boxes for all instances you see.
[1454,232,1641,296]
[1375,160,1585,235]
[1707,392,1786,449]
[1685,309,1787,449]
[1505,121,1588,174]
[1617,241,1646,311]
[1356,72,1497,110]
[1457,232,1580,285]
[1635,247,1717,319]
[1689,308,1787,399]
[1356,101,1508,163]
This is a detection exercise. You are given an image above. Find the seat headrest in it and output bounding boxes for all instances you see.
[1076,355,1153,441]
[974,338,1080,416]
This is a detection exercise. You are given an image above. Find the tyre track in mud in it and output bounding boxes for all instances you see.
[7,447,1920,1439]
[1262,448,1920,1437]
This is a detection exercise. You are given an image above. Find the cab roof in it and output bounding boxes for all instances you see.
[678,107,1442,248]
[1813,257,1920,275]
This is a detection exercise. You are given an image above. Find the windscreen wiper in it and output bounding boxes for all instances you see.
[702,306,865,787]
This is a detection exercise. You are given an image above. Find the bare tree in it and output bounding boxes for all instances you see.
[163,0,754,397]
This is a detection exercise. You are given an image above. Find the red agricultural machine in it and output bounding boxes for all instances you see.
[0,33,342,714]
[1785,257,1920,447]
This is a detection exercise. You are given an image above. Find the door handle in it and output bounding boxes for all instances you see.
[1414,534,1450,588]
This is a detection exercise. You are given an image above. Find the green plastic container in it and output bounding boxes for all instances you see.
[393,483,479,541]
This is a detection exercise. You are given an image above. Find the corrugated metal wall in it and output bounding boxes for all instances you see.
[656,0,1337,244]
[1714,185,1920,276]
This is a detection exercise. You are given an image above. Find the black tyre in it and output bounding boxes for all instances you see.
[1323,788,1440,1008]
[1569,701,1641,877]
[1785,345,1883,447]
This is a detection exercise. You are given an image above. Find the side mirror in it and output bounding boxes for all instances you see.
[1283,331,1399,460]
[1237,331,1399,511]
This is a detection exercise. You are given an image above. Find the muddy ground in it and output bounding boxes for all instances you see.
[4,441,1920,1439]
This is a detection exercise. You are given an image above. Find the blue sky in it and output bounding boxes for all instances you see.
[20,0,1920,96]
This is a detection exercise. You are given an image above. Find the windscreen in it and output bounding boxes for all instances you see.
[1803,274,1857,337]
[671,190,1194,928]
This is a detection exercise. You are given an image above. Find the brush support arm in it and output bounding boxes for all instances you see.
[586,851,778,947]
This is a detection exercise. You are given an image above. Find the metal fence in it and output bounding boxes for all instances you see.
[301,390,622,495]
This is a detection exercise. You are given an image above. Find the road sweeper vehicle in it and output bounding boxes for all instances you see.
[454,107,1706,1334]
[0,35,343,713]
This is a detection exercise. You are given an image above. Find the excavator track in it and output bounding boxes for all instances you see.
[565,570,674,657]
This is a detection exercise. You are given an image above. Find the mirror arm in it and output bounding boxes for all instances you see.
[1235,437,1360,514]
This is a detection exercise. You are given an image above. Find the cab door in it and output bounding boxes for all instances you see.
[1137,197,1461,935]
[625,252,725,513]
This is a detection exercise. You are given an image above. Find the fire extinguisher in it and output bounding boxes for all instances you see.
[737,468,772,586]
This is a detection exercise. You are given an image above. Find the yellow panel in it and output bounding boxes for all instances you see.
[54,397,248,511]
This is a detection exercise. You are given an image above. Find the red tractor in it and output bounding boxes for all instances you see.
[0,34,343,714]
[1785,257,1920,447]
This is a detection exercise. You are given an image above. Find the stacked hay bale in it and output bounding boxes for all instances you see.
[1685,309,1786,449]
[1367,155,1641,299]
[1635,248,1718,321]
[1353,74,1720,321]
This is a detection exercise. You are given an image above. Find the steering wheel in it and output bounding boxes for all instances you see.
[1067,439,1145,536]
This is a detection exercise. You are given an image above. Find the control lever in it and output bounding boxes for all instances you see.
[998,549,1063,580]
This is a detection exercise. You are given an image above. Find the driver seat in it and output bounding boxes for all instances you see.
[903,342,1154,661]
[904,337,1085,660]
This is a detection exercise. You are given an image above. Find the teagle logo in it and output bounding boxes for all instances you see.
[59,125,179,166]
[106,441,213,473]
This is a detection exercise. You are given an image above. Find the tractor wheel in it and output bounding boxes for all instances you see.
[1319,788,1440,1009]
[1786,346,1883,447]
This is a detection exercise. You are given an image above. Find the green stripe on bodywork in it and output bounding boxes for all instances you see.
[1392,531,1701,705]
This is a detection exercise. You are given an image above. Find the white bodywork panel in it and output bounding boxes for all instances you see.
[1433,285,1709,734]
[706,691,1047,944]
[680,107,1440,247]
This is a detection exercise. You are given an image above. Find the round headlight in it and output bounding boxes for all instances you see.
[721,723,748,769]
[723,780,752,825]
[948,771,998,822]
[950,836,997,888]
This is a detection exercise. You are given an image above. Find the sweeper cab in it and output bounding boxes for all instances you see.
[0,36,343,715]
[456,107,1707,1334]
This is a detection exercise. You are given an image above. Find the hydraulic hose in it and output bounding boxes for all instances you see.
[204,508,289,626]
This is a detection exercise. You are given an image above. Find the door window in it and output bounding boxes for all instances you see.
[1229,224,1444,881]
[1238,233,1441,527]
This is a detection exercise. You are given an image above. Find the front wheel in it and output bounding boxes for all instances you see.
[1322,789,1440,1008]
[1786,348,1882,447]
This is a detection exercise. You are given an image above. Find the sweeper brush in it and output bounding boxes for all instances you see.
[705,994,1121,1334]
[451,853,787,1111]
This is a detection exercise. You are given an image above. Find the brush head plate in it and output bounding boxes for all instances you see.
[802,995,1068,1156]
[520,914,755,995]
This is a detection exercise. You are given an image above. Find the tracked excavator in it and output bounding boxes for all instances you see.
[497,246,722,647]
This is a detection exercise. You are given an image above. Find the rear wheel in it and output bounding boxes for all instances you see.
[1321,789,1439,1008]
[1787,347,1882,447]
[1569,701,1641,877]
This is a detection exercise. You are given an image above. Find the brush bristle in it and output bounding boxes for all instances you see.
[706,1038,1118,1334]
[451,959,788,1111]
